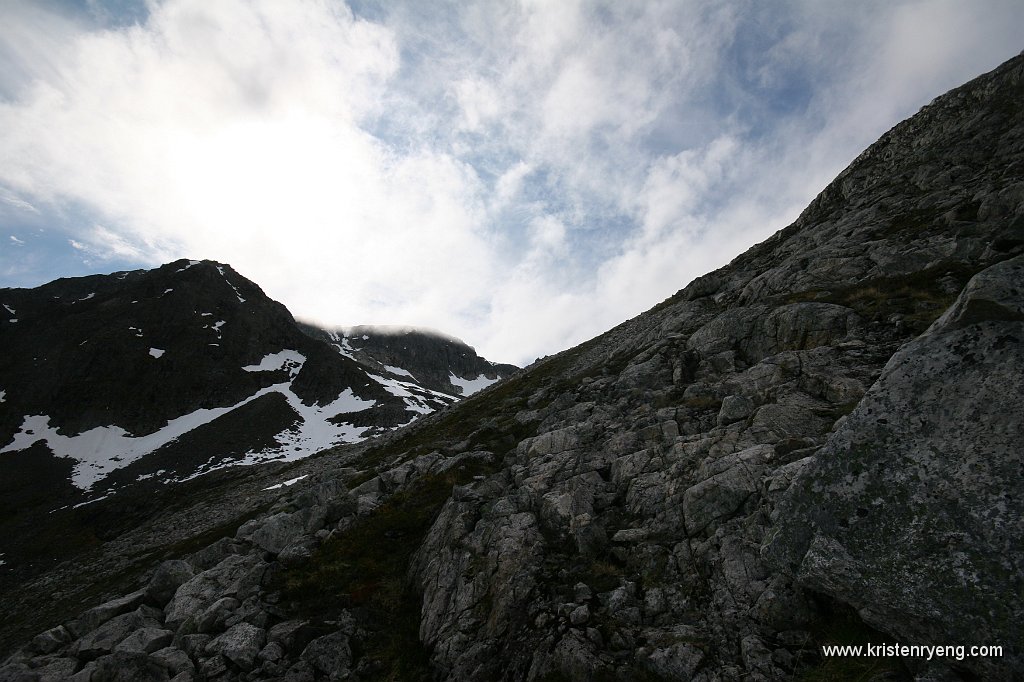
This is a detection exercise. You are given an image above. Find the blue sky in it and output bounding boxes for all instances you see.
[2,0,1022,365]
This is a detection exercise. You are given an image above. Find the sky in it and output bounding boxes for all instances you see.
[1,0,1021,366]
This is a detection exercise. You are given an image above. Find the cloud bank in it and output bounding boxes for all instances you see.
[1,0,1022,364]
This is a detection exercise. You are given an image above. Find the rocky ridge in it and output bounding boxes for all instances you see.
[298,323,518,397]
[2,53,1023,681]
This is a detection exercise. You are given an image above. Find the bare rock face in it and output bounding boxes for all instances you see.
[764,255,1024,678]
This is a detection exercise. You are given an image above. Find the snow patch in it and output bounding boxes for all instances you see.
[330,336,358,360]
[149,348,165,358]
[204,319,227,338]
[175,260,200,272]
[368,373,456,415]
[3,397,281,488]
[2,369,377,489]
[449,372,500,396]
[0,390,5,402]
[243,350,305,376]
[263,474,309,491]
[73,293,95,302]
[216,265,246,303]
[73,494,110,509]
[163,288,173,295]
[384,364,414,379]
[3,304,15,315]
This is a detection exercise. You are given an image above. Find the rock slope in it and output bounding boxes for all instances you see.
[2,53,1023,682]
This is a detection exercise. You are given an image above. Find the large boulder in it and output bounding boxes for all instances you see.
[164,553,265,630]
[206,622,266,671]
[763,255,1024,680]
[76,607,163,660]
[145,561,194,607]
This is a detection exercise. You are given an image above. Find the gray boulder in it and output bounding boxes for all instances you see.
[300,630,352,678]
[764,255,1024,680]
[27,625,73,655]
[89,651,170,682]
[77,608,162,660]
[205,622,265,671]
[164,553,264,629]
[73,589,148,636]
[113,627,174,654]
[145,561,194,607]
[149,647,195,677]
[239,512,308,555]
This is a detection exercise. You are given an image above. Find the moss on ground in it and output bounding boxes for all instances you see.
[789,263,979,335]
[276,458,497,681]
[796,603,911,681]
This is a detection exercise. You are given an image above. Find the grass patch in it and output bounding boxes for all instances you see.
[276,458,497,681]
[577,557,627,593]
[159,504,271,559]
[796,602,911,681]
[789,263,979,335]
[681,395,723,411]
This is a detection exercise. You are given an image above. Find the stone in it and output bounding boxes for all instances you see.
[28,625,73,655]
[300,630,352,678]
[765,255,1024,679]
[717,394,755,425]
[197,654,227,678]
[145,561,194,607]
[113,627,174,654]
[164,553,264,629]
[89,651,170,682]
[241,512,308,555]
[149,647,195,677]
[75,590,148,636]
[205,622,265,671]
[258,641,285,663]
[642,642,705,679]
[683,462,764,535]
[24,656,77,681]
[569,605,590,626]
[267,620,312,651]
[77,608,162,660]
[195,596,239,634]
[175,634,210,660]
[278,535,318,567]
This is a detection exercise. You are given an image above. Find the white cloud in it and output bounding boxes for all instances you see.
[0,188,38,214]
[1,0,1022,365]
[9,235,25,245]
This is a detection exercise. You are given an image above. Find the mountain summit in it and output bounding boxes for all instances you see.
[0,258,514,503]
[2,53,1023,681]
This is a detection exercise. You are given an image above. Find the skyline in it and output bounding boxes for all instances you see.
[2,0,1022,365]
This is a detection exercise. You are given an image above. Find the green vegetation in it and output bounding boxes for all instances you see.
[797,603,911,681]
[277,458,496,681]
[680,395,723,411]
[789,263,979,335]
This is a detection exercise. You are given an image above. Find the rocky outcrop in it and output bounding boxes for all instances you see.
[3,51,1023,682]
[764,254,1024,677]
